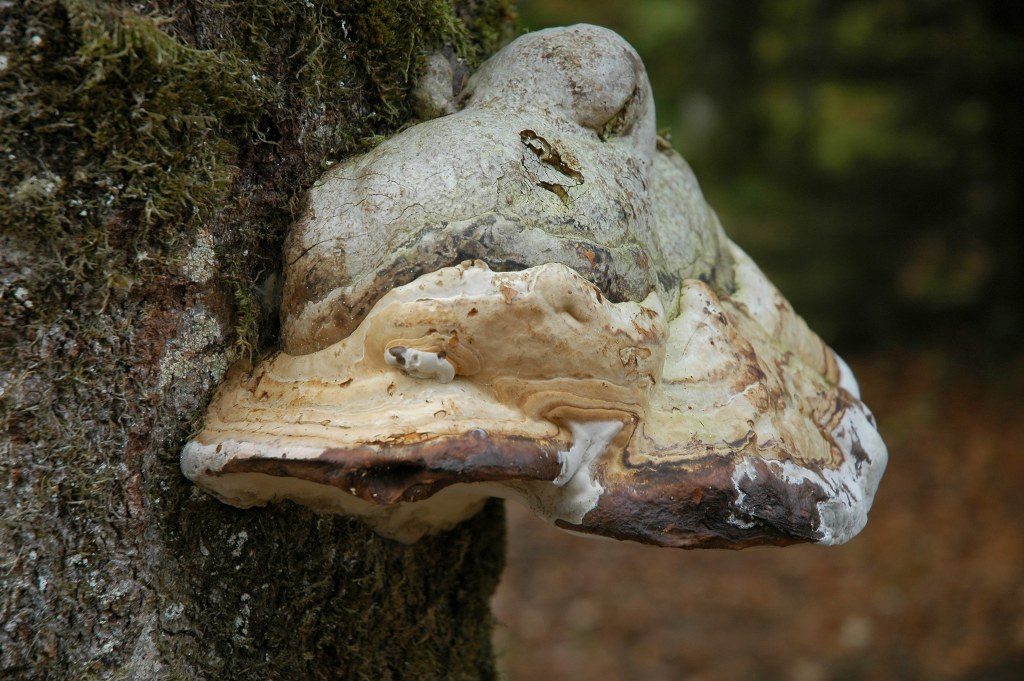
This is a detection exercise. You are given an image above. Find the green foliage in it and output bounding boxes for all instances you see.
[521,0,1024,354]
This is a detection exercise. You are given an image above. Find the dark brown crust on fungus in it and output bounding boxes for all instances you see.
[563,459,825,549]
[210,432,829,549]
[217,431,564,505]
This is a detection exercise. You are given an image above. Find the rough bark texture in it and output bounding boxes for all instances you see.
[0,1,515,678]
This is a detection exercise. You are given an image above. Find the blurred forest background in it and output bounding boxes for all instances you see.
[493,1,1024,680]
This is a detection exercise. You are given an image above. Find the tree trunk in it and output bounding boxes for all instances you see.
[1,1,515,678]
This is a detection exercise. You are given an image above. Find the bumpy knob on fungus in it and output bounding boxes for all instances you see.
[182,25,887,547]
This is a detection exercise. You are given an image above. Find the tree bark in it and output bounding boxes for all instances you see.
[1,1,515,678]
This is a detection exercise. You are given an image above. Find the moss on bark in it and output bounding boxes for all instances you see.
[0,0,516,677]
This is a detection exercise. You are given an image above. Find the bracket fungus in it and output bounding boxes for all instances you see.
[182,25,887,548]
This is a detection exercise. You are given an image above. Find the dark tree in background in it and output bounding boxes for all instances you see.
[1,1,514,678]
[523,0,1024,354]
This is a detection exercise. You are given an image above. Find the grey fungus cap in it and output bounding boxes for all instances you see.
[181,25,887,548]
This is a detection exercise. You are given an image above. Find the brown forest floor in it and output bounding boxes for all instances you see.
[493,350,1024,681]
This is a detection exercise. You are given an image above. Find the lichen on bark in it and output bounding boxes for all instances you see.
[0,0,515,677]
